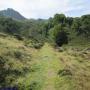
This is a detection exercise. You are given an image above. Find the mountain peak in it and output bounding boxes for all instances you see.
[7,8,13,10]
[0,8,26,20]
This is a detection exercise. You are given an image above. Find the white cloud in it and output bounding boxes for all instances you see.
[0,0,89,18]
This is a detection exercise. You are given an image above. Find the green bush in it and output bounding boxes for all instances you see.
[32,43,43,49]
[14,34,24,40]
[0,56,6,86]
[29,82,37,90]
[14,51,22,59]
[58,69,72,76]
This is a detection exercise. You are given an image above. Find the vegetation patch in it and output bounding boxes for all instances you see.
[58,69,72,77]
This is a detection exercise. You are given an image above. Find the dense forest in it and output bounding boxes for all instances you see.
[0,13,90,90]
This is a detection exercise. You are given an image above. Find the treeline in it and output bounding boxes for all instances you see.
[0,17,46,42]
[0,14,90,46]
[44,14,90,46]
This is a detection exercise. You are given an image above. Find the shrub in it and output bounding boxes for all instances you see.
[55,47,64,52]
[18,83,25,90]
[32,43,43,49]
[0,56,8,86]
[14,51,22,59]
[14,34,24,40]
[29,82,37,90]
[58,69,72,76]
[55,31,68,46]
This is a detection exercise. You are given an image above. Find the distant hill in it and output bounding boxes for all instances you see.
[0,8,26,20]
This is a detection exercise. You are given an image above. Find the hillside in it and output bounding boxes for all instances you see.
[0,8,26,20]
[0,11,90,90]
[0,33,90,90]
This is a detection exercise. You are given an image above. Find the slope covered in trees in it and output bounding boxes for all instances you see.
[0,13,90,47]
[44,14,90,46]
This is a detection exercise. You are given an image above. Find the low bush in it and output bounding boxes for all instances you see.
[14,51,22,59]
[29,82,37,90]
[24,39,44,49]
[14,34,24,41]
[32,43,43,49]
[58,69,72,76]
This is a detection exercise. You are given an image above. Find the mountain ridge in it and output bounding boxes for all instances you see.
[0,8,26,20]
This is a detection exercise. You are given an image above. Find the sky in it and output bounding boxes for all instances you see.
[0,0,90,19]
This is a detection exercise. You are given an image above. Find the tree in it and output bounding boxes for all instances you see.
[0,17,21,34]
[66,17,73,27]
[80,15,90,37]
[49,24,69,46]
[55,31,68,46]
[71,17,82,35]
[53,14,66,25]
[49,24,62,40]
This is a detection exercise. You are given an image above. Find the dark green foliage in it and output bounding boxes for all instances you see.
[46,14,90,46]
[14,34,24,40]
[0,56,6,86]
[29,82,37,90]
[80,15,90,37]
[32,42,44,49]
[14,51,22,59]
[55,31,68,46]
[53,14,66,25]
[24,40,43,49]
[72,15,90,37]
[66,17,73,27]
[18,84,25,90]
[28,81,41,90]
[58,69,72,76]
[0,17,21,34]
[72,18,82,35]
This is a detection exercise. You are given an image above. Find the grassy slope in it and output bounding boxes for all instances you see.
[19,43,90,90]
[0,33,35,87]
[0,33,90,90]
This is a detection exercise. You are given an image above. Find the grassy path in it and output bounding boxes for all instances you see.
[31,43,61,90]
